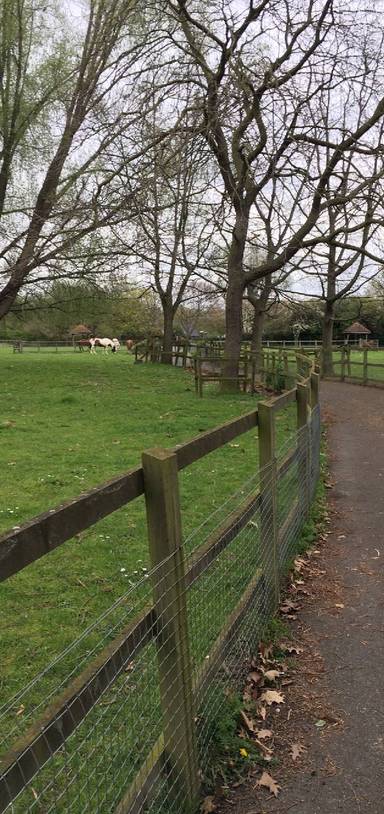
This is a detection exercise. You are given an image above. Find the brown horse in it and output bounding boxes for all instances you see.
[76,339,91,351]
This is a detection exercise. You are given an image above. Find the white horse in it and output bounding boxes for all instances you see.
[90,337,121,354]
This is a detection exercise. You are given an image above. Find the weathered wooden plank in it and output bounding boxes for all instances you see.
[142,449,199,811]
[258,401,279,609]
[174,409,258,470]
[278,499,300,551]
[115,569,264,814]
[269,388,300,411]
[0,467,145,582]
[114,736,165,814]
[0,607,156,813]
[276,447,298,481]
[187,491,261,586]
[194,568,264,704]
[0,408,260,581]
[0,483,265,810]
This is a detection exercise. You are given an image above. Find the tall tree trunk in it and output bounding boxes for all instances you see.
[251,303,265,372]
[322,301,335,376]
[161,301,174,364]
[222,274,244,389]
[222,207,250,390]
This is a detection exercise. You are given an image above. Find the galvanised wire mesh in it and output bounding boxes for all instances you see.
[310,404,321,500]
[0,409,321,814]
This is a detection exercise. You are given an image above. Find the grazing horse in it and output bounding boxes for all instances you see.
[90,337,121,354]
[76,339,91,351]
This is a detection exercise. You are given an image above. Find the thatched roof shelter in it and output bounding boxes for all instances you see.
[70,324,92,336]
[343,321,371,336]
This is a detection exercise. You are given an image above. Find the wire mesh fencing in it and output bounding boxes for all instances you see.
[0,375,321,814]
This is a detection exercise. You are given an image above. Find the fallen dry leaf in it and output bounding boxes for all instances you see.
[291,742,306,761]
[248,670,262,685]
[280,642,303,655]
[240,710,257,735]
[259,705,267,721]
[260,690,285,706]
[263,669,281,682]
[280,599,299,614]
[335,603,344,609]
[257,729,273,740]
[16,704,25,716]
[201,796,216,813]
[259,643,274,661]
[256,771,280,797]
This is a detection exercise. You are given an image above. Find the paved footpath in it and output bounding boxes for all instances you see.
[218,381,384,814]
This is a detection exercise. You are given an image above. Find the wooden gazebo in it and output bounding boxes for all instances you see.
[69,324,92,346]
[343,321,371,346]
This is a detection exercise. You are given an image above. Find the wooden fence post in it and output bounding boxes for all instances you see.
[310,371,320,410]
[243,354,249,392]
[283,351,289,388]
[341,347,346,381]
[251,355,256,393]
[198,357,203,397]
[258,402,279,610]
[142,448,199,812]
[297,383,310,517]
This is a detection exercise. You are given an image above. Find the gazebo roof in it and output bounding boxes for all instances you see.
[70,323,92,335]
[343,321,371,335]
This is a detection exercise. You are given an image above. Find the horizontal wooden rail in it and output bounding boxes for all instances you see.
[278,500,300,551]
[0,360,319,812]
[115,568,264,814]
[277,447,298,480]
[187,490,261,586]
[0,467,145,582]
[0,485,262,809]
[174,408,258,469]
[269,387,297,411]
[0,409,259,582]
[0,607,156,813]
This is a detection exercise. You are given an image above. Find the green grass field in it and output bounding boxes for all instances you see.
[331,348,384,381]
[0,348,298,717]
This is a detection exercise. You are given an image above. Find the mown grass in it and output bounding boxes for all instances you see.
[0,348,297,725]
[331,348,384,381]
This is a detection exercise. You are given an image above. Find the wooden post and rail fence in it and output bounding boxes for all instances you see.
[0,366,320,814]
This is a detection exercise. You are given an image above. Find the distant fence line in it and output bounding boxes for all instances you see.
[319,345,384,388]
[0,336,381,355]
[0,355,321,813]
[135,338,318,396]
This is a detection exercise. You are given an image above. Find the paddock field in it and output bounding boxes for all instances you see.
[0,346,300,715]
[330,348,384,381]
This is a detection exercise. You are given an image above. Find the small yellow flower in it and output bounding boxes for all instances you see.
[239,748,248,758]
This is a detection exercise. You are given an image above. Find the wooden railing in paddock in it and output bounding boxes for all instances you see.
[320,346,384,388]
[133,338,317,396]
[0,367,320,814]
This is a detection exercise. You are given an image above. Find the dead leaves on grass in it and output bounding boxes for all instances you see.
[255,770,280,797]
[291,742,306,761]
[259,690,285,706]
[201,796,216,813]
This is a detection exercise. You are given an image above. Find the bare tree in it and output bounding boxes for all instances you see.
[159,0,384,385]
[0,0,165,319]
[112,111,219,361]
